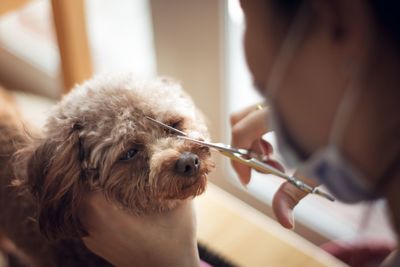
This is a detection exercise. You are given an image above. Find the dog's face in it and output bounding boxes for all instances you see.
[15,74,213,239]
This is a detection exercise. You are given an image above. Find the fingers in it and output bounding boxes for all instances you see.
[230,103,265,126]
[231,139,260,185]
[272,173,318,229]
[259,138,273,155]
[232,161,252,185]
[231,144,284,185]
[272,182,306,229]
[231,108,269,149]
[230,105,275,185]
[230,106,270,185]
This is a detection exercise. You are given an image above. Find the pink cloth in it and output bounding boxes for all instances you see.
[321,239,395,267]
[200,260,213,267]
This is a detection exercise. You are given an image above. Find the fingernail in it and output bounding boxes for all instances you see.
[258,140,266,155]
[259,139,273,154]
[240,179,249,189]
[288,212,295,230]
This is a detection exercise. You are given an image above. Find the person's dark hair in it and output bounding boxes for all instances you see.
[272,0,400,46]
[372,0,400,45]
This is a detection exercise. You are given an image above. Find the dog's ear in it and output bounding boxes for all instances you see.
[14,126,87,240]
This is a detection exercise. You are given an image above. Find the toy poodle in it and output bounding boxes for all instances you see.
[0,74,213,266]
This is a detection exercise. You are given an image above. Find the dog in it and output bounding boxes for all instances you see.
[0,74,213,266]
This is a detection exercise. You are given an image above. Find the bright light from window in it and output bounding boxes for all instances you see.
[228,0,244,25]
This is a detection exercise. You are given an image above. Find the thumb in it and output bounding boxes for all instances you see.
[272,181,308,229]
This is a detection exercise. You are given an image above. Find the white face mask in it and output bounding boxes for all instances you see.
[268,101,379,203]
[263,4,380,203]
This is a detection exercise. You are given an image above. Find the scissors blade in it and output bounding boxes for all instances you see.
[146,116,187,136]
[177,135,249,156]
[177,136,286,178]
[145,117,250,155]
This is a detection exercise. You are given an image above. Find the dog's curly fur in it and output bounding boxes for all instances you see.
[0,74,213,266]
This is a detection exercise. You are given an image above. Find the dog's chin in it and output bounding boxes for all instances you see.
[178,174,208,199]
[160,174,208,201]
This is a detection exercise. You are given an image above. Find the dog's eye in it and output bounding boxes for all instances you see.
[120,148,138,161]
[169,120,182,130]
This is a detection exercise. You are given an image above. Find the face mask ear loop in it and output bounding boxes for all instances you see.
[328,16,377,147]
[327,71,363,147]
[265,3,312,102]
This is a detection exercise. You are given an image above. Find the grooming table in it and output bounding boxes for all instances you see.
[195,183,347,267]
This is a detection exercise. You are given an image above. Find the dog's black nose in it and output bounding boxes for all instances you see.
[175,152,200,176]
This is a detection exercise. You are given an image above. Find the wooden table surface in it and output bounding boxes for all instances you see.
[195,183,347,267]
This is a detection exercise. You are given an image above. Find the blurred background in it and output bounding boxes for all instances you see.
[0,0,395,258]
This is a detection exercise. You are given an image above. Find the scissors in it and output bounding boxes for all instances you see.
[146,116,335,202]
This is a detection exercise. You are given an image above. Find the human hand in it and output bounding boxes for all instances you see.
[81,193,199,267]
[230,103,284,185]
[230,104,317,229]
[272,172,319,229]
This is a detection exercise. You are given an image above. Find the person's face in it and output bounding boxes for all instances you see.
[240,0,367,161]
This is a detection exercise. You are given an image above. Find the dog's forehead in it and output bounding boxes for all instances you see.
[48,74,197,134]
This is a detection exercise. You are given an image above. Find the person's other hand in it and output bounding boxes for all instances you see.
[230,104,317,229]
[81,193,198,267]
